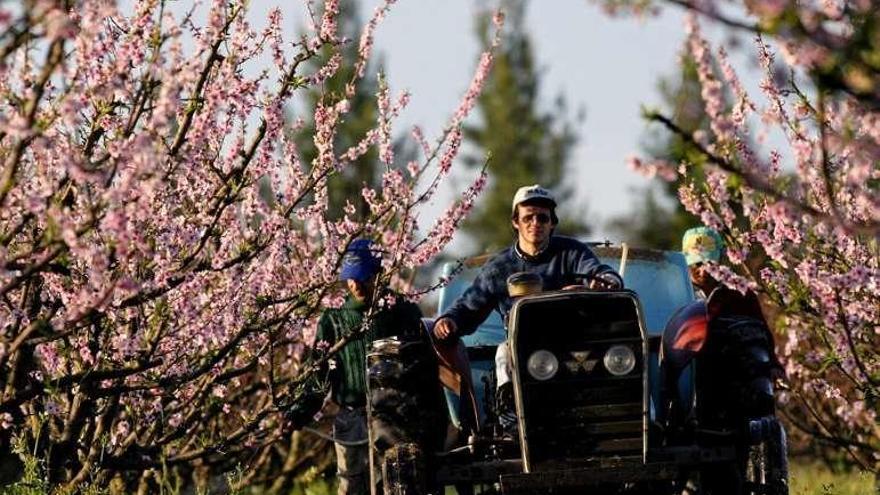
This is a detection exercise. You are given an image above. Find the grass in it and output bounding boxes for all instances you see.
[2,446,875,495]
[789,459,876,495]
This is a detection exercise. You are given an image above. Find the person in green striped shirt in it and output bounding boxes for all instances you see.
[295,239,423,495]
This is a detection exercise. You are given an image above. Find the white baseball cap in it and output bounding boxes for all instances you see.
[511,184,557,213]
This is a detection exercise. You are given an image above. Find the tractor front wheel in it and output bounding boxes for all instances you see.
[381,443,428,495]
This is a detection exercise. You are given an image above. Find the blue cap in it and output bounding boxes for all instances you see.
[682,226,725,266]
[339,239,382,282]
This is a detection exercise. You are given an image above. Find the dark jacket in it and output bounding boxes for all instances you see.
[314,293,423,407]
[441,236,620,336]
[706,285,784,374]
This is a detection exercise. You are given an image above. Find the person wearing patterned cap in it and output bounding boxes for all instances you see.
[433,184,623,341]
[679,225,783,374]
[677,229,786,491]
[681,226,726,299]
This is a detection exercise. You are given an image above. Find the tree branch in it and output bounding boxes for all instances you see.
[646,111,879,236]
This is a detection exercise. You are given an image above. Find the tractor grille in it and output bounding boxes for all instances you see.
[521,375,644,465]
[510,293,647,470]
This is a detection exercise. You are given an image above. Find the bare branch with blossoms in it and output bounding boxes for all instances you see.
[626,5,879,471]
[643,110,879,236]
[0,0,502,490]
[602,0,880,109]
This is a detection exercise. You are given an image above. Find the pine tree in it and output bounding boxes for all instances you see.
[295,0,393,220]
[607,50,705,249]
[461,0,586,252]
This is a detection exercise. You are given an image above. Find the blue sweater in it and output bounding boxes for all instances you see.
[442,236,620,335]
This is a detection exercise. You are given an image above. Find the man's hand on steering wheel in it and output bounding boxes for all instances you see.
[589,271,624,290]
[566,271,624,291]
[433,317,457,341]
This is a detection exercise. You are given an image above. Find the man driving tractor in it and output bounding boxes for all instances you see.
[432,185,624,434]
[433,184,623,342]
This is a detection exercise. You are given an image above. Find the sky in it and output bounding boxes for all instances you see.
[353,0,764,249]
[238,0,763,252]
[372,0,688,242]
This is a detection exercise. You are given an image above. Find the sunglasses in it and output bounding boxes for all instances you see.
[519,213,551,225]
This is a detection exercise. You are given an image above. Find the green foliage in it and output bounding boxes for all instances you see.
[289,473,335,495]
[0,443,47,495]
[294,0,414,220]
[224,466,247,495]
[461,0,586,252]
[789,459,877,495]
[0,435,107,495]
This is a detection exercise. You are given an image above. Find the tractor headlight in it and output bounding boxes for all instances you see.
[527,350,559,381]
[603,345,636,376]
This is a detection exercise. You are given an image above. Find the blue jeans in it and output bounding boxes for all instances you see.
[333,406,368,495]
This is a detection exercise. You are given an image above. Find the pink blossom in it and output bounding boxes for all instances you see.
[492,10,505,28]
[111,420,130,446]
[686,15,735,143]
[626,155,677,181]
[411,125,430,157]
[406,160,420,178]
[820,0,843,19]
[319,0,339,42]
[745,0,788,19]
[0,0,496,484]
[45,399,62,417]
[263,8,286,70]
[779,40,830,70]
[0,413,12,430]
[376,80,394,165]
[352,0,397,85]
[717,47,755,131]
[44,8,76,40]
[309,52,341,85]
